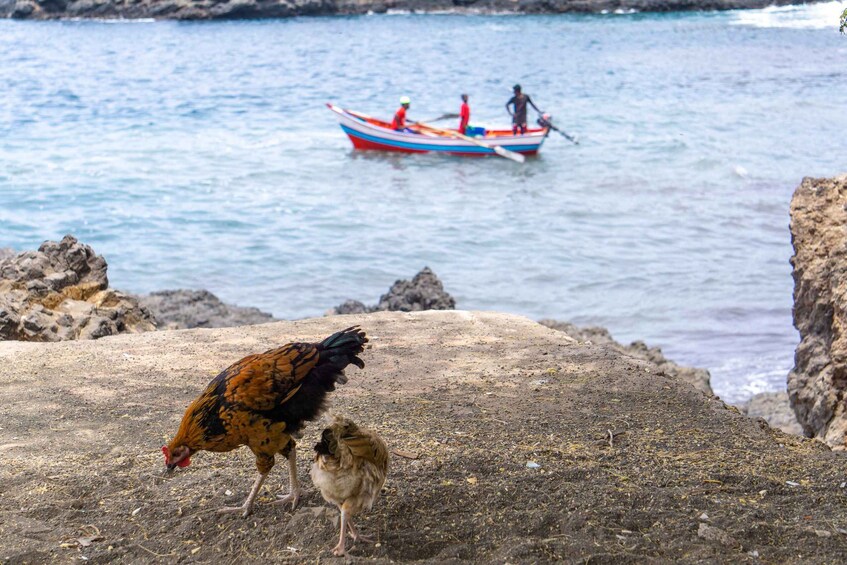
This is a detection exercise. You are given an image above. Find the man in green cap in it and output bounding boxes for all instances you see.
[391,96,411,131]
[506,84,541,135]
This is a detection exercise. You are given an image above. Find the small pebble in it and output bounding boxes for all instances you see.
[131,507,141,516]
[699,513,709,522]
[786,481,800,487]
[225,489,233,496]
[526,461,541,469]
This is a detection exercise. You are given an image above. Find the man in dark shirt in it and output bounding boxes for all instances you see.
[506,84,541,135]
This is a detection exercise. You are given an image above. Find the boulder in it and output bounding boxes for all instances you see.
[328,267,456,315]
[788,175,847,448]
[0,235,157,341]
[740,391,803,436]
[136,289,277,330]
[539,319,713,395]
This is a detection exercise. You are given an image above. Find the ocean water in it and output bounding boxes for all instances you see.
[1,4,846,402]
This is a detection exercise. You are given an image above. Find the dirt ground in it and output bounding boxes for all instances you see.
[1,310,846,564]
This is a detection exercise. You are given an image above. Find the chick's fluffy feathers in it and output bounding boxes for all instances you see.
[311,416,389,514]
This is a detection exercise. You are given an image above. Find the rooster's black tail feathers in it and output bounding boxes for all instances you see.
[318,326,368,372]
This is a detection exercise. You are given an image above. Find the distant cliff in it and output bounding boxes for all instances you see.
[0,0,812,20]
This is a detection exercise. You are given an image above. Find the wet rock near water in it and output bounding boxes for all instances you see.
[328,267,456,315]
[738,391,804,436]
[0,0,807,20]
[539,319,714,395]
[0,235,157,342]
[135,289,278,330]
[788,174,847,448]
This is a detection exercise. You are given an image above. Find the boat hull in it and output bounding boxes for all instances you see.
[328,103,547,157]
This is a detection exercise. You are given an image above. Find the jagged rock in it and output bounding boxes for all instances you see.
[376,267,456,312]
[539,319,713,395]
[136,289,277,330]
[0,248,14,263]
[328,267,455,315]
[331,299,373,316]
[788,175,847,448]
[739,391,803,436]
[0,235,157,341]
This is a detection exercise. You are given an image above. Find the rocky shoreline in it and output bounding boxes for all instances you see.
[0,235,806,437]
[0,0,816,20]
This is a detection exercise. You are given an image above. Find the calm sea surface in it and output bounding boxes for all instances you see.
[2,3,846,401]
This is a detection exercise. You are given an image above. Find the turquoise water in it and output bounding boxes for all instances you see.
[2,4,846,401]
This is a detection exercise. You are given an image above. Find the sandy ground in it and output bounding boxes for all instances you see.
[1,310,846,563]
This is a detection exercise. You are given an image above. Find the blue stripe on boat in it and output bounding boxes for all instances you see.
[340,124,540,154]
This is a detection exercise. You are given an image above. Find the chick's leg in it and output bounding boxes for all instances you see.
[347,519,374,543]
[218,472,267,518]
[332,507,349,556]
[271,440,302,510]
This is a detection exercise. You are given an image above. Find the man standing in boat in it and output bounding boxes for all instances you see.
[459,94,470,134]
[506,84,541,135]
[392,96,411,131]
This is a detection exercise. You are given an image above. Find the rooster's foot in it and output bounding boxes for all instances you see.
[271,488,302,511]
[217,502,253,518]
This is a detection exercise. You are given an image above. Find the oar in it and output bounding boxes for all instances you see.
[412,121,525,164]
[537,113,578,144]
[421,112,460,122]
[548,123,579,144]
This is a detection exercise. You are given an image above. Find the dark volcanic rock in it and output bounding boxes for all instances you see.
[332,299,372,315]
[0,0,814,20]
[376,267,456,312]
[328,267,455,315]
[0,235,157,341]
[539,319,713,395]
[788,175,847,448]
[137,289,277,330]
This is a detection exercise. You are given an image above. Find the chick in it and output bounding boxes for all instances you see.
[310,416,389,556]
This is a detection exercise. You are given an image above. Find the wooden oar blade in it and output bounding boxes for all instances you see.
[493,145,525,164]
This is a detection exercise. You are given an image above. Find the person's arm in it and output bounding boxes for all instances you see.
[527,96,542,114]
[505,97,515,117]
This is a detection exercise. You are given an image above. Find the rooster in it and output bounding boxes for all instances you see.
[162,326,367,518]
[311,415,389,556]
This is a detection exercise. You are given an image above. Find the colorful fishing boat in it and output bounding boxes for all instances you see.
[328,103,549,157]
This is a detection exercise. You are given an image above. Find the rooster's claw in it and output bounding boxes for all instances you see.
[271,489,302,511]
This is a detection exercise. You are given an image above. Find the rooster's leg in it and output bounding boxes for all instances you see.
[218,472,267,518]
[332,507,349,556]
[271,443,302,510]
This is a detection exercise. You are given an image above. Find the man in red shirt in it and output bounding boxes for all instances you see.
[391,96,411,131]
[459,94,470,134]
